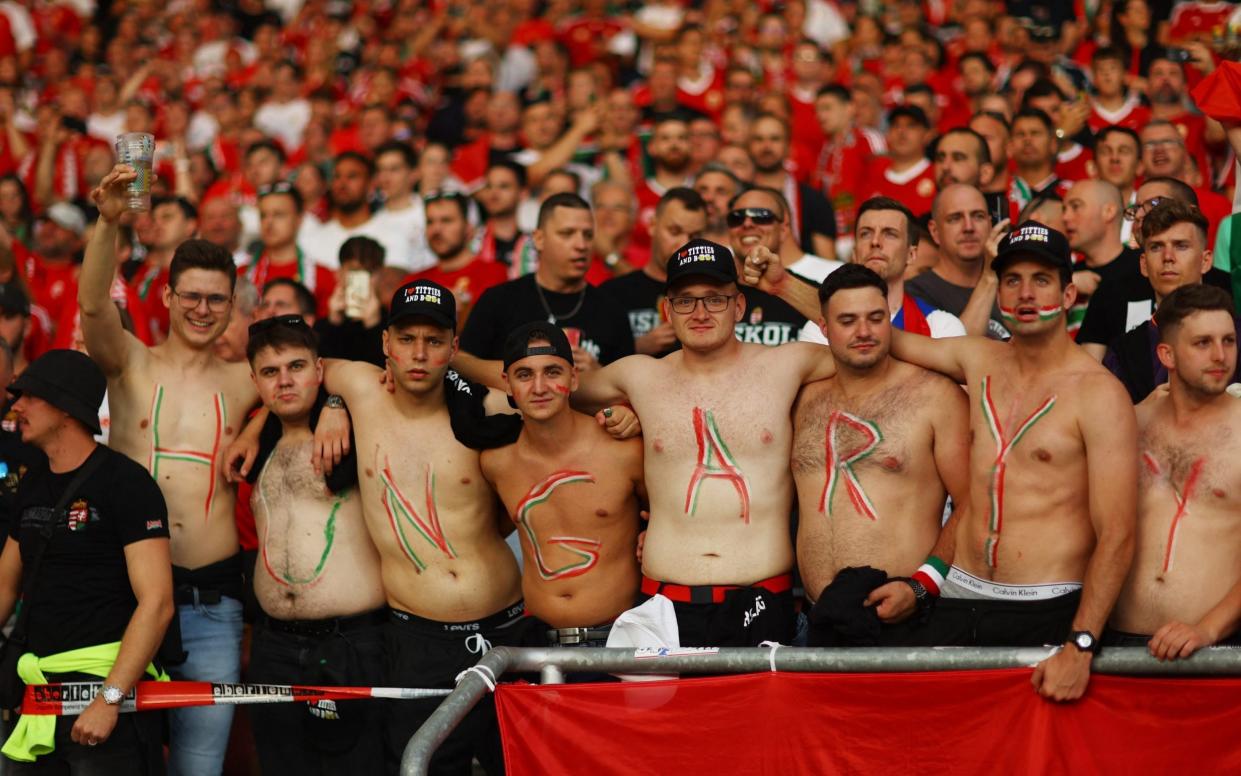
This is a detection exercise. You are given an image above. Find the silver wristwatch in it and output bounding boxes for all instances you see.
[100,685,125,705]
[324,394,346,410]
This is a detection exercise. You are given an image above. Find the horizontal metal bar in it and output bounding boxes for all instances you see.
[401,646,1241,774]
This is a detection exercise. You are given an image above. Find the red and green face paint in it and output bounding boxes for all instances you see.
[258,480,345,588]
[980,376,1057,569]
[1144,452,1205,578]
[515,470,602,581]
[380,460,457,572]
[820,411,883,521]
[685,407,751,524]
[998,304,1062,323]
[146,384,226,523]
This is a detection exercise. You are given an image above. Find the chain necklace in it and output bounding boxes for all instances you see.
[534,279,587,324]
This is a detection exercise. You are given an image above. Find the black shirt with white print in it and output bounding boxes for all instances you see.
[12,446,169,656]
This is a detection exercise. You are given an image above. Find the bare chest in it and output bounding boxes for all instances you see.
[1140,425,1240,508]
[969,375,1079,470]
[792,382,925,477]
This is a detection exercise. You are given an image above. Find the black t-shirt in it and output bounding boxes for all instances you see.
[798,183,837,255]
[461,274,635,365]
[12,447,169,656]
[1078,247,1233,346]
[0,402,45,536]
[599,269,665,348]
[907,270,1010,340]
[736,287,807,346]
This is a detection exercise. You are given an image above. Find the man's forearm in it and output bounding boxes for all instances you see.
[452,350,505,390]
[1195,580,1241,644]
[80,218,120,315]
[959,274,998,337]
[1073,528,1134,636]
[102,597,174,692]
[766,272,820,321]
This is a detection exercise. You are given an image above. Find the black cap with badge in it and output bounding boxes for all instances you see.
[9,349,106,435]
[388,280,456,331]
[665,238,738,290]
[992,221,1073,285]
[502,321,575,372]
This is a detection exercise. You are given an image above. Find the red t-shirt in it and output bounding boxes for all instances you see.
[404,259,509,330]
[129,264,170,343]
[867,158,937,217]
[1055,144,1094,186]
[240,254,338,319]
[813,127,885,235]
[1195,186,1230,250]
[1087,98,1151,134]
[23,252,76,328]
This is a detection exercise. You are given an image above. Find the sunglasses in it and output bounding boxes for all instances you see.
[257,181,296,197]
[727,208,778,228]
[248,314,310,336]
[424,190,469,204]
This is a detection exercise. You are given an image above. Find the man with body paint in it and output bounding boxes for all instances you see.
[744,222,1137,701]
[481,322,645,646]
[242,316,386,775]
[1109,284,1241,656]
[570,238,839,647]
[80,165,348,774]
[792,264,971,646]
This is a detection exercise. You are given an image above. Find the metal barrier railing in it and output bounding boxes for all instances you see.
[399,645,1241,775]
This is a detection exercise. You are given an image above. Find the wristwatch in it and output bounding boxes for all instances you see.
[1067,630,1100,654]
[100,685,125,706]
[324,394,346,410]
[897,577,930,610]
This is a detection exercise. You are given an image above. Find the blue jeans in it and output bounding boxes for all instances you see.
[166,595,242,776]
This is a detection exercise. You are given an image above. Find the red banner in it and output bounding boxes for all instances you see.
[496,669,1241,775]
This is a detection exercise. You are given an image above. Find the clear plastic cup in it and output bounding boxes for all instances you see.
[114,132,155,212]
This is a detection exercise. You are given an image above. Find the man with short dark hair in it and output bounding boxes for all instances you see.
[461,193,634,370]
[1109,283,1241,657]
[257,278,316,325]
[813,84,885,237]
[748,113,838,260]
[932,127,994,193]
[475,161,531,272]
[129,196,198,343]
[1087,46,1151,133]
[868,106,936,218]
[1010,108,1067,204]
[242,183,337,319]
[368,140,426,272]
[405,193,507,330]
[300,153,407,273]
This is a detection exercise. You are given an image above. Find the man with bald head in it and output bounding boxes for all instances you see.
[1063,179,1129,336]
[906,183,1009,338]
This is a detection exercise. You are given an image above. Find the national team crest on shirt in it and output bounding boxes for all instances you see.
[68,499,89,531]
[916,178,935,198]
[749,307,763,325]
[1,410,16,433]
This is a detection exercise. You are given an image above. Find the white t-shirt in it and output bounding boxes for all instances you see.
[254,99,311,152]
[787,253,844,284]
[299,215,411,271]
[368,202,435,273]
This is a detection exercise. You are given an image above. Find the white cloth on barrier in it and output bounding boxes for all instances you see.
[605,594,679,682]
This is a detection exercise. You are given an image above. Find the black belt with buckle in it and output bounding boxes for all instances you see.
[546,626,613,646]
[173,585,223,605]
[263,609,388,638]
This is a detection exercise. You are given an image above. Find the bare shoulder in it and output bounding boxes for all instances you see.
[1134,388,1168,429]
[478,442,516,482]
[326,359,385,401]
[955,337,1013,381]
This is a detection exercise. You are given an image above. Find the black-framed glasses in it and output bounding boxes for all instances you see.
[171,289,232,312]
[248,314,310,336]
[727,208,777,228]
[424,190,469,204]
[668,294,737,314]
[1123,196,1163,221]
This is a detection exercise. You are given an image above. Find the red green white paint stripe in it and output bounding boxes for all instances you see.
[980,377,1057,569]
[998,304,1062,322]
[147,384,226,522]
[381,462,457,572]
[516,470,602,581]
[1161,457,1204,576]
[820,411,883,520]
[685,407,751,524]
[257,473,344,588]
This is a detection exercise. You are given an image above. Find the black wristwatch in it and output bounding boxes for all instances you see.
[897,577,930,610]
[324,394,346,410]
[1068,630,1101,655]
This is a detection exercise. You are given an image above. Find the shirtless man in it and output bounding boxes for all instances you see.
[1109,284,1241,657]
[744,222,1137,700]
[481,322,644,647]
[79,166,264,774]
[794,264,970,646]
[244,316,386,775]
[571,238,838,647]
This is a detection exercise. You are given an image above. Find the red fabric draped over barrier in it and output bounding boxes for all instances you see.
[496,669,1241,775]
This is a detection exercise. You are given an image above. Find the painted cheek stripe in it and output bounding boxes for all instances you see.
[381,461,457,572]
[684,408,751,524]
[147,385,226,522]
[980,377,1057,569]
[998,305,1062,322]
[1161,458,1204,576]
[819,411,883,521]
[516,471,601,581]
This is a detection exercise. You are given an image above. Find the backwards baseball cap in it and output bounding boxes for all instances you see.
[0,283,29,316]
[388,280,456,331]
[993,221,1073,283]
[665,238,737,290]
[45,202,86,237]
[502,321,574,372]
[9,349,106,435]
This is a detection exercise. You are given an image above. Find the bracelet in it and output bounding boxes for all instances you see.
[911,555,948,597]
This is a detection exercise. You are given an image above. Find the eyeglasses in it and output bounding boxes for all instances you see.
[248,314,310,336]
[1144,138,1183,150]
[1122,196,1163,221]
[424,190,469,205]
[171,289,233,312]
[726,208,778,228]
[668,294,737,314]
[257,181,296,197]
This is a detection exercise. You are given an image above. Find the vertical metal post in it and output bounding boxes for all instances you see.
[540,664,565,684]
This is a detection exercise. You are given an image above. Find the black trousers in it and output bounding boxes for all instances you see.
[922,591,1082,646]
[7,707,163,776]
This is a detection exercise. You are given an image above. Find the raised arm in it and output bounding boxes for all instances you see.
[1033,378,1137,701]
[958,219,1007,337]
[80,165,147,378]
[571,356,638,414]
[321,357,385,406]
[740,245,821,322]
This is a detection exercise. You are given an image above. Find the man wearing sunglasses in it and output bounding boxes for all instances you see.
[242,315,386,775]
[80,165,346,775]
[572,238,842,647]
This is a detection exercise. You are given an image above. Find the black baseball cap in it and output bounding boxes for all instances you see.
[888,104,930,129]
[665,238,737,290]
[10,349,106,435]
[502,321,574,371]
[993,221,1073,283]
[388,280,456,331]
[0,284,29,316]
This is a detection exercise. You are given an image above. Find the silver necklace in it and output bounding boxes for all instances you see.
[534,280,586,324]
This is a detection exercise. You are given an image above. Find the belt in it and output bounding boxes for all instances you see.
[174,585,223,605]
[546,626,613,646]
[640,572,793,605]
[263,609,388,638]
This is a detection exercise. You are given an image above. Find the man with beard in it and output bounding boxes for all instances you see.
[474,161,531,272]
[299,152,404,271]
[1010,108,1067,206]
[1108,284,1241,657]
[633,114,696,254]
[693,163,742,246]
[748,113,838,260]
[1144,52,1209,184]
[405,192,507,330]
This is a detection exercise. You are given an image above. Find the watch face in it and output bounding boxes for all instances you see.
[102,687,124,704]
[1074,633,1094,650]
